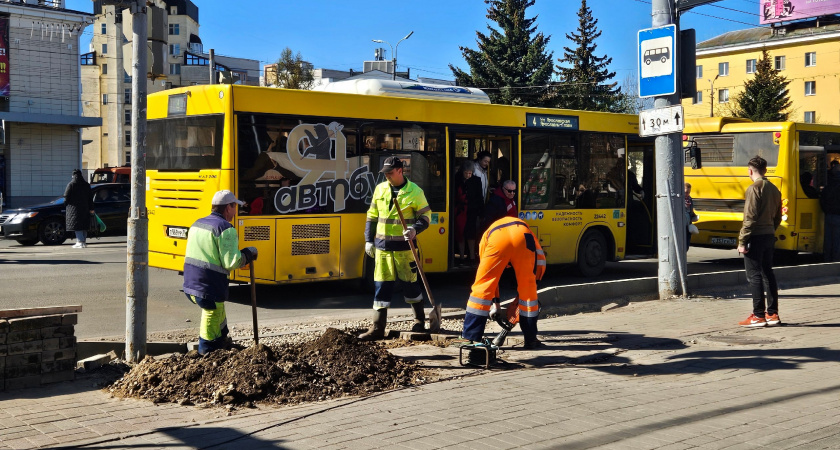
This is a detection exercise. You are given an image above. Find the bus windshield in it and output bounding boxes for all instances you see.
[147,115,224,170]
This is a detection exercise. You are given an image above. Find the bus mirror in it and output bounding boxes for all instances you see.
[690,146,702,170]
[0,120,5,145]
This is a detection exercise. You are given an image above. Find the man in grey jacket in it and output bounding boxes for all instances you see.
[737,156,782,328]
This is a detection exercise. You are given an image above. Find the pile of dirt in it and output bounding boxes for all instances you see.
[108,328,435,407]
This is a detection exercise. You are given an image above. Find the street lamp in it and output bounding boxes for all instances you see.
[372,31,414,80]
[708,74,719,117]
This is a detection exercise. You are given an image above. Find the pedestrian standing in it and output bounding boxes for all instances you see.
[820,160,840,262]
[474,150,492,202]
[685,182,699,248]
[483,180,518,229]
[738,156,783,327]
[360,157,432,340]
[64,169,93,248]
[454,160,484,265]
[182,190,258,355]
[462,217,546,349]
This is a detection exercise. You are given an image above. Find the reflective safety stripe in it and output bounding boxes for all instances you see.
[376,233,407,241]
[191,221,220,236]
[466,296,492,316]
[536,260,546,266]
[374,301,390,309]
[404,292,423,303]
[184,256,230,275]
[378,217,412,225]
[519,299,539,317]
[536,249,545,256]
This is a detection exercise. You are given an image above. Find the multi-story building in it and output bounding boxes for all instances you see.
[0,0,99,208]
[81,0,258,171]
[683,18,840,124]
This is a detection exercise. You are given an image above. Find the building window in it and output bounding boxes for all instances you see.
[169,24,179,35]
[746,59,756,74]
[805,52,816,67]
[186,52,208,65]
[101,23,106,35]
[125,152,131,165]
[124,109,131,125]
[102,64,107,75]
[102,43,107,54]
[169,44,180,56]
[718,89,729,103]
[696,65,702,79]
[804,111,816,123]
[124,72,131,83]
[124,88,131,104]
[805,81,816,96]
[775,55,785,70]
[102,94,108,105]
[169,63,181,75]
[693,91,702,104]
[80,52,96,65]
[125,131,131,147]
[718,62,729,76]
[169,5,177,14]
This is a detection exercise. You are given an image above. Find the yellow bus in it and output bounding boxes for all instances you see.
[683,117,840,255]
[145,83,656,285]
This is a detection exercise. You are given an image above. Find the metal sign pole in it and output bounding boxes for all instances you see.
[126,0,148,362]
[651,0,686,298]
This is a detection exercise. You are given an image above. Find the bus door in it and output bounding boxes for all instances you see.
[625,140,656,256]
[449,130,518,267]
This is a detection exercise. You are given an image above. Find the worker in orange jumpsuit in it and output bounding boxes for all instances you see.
[462,217,546,349]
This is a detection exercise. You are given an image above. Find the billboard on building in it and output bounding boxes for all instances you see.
[761,0,840,24]
[0,16,8,97]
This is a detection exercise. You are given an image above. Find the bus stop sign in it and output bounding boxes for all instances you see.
[638,24,677,98]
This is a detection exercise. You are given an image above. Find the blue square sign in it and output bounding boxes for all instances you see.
[638,24,677,98]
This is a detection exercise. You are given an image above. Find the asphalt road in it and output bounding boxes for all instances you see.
[0,236,823,340]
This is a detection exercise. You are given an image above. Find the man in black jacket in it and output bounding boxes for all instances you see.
[821,161,840,262]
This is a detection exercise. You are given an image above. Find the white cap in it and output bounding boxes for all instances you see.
[211,190,245,206]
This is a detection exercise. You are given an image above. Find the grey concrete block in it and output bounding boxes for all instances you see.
[76,351,116,371]
[5,353,41,366]
[42,359,75,374]
[41,348,75,363]
[7,340,43,356]
[40,325,74,339]
[9,315,62,332]
[4,375,41,391]
[61,314,78,325]
[6,329,41,344]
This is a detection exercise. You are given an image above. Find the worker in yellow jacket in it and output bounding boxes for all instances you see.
[462,217,546,349]
[359,156,432,340]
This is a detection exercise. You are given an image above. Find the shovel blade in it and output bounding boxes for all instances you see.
[428,303,442,332]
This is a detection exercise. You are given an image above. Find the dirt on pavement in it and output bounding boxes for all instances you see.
[108,328,436,407]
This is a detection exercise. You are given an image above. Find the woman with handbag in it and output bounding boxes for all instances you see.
[64,169,93,248]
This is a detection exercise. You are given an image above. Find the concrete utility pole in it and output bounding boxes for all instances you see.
[126,0,148,362]
[651,0,686,298]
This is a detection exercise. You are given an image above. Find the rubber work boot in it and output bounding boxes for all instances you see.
[358,308,388,341]
[519,316,542,349]
[410,302,426,333]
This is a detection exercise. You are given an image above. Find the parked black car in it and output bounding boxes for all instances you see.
[0,183,131,246]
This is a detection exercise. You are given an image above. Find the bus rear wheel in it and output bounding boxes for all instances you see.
[577,230,607,277]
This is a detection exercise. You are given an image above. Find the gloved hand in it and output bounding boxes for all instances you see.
[241,247,258,264]
[489,298,501,320]
[365,242,375,258]
[535,262,546,281]
[403,226,416,241]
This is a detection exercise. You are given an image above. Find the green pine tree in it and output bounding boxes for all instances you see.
[449,0,554,106]
[731,49,791,121]
[273,48,314,90]
[550,0,620,111]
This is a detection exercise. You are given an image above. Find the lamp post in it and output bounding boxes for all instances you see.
[709,74,719,117]
[372,31,413,80]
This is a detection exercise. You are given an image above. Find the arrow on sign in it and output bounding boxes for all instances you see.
[674,112,681,126]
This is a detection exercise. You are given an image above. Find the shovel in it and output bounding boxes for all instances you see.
[393,197,442,332]
[249,263,259,345]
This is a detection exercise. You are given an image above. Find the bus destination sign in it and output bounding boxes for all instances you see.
[526,113,579,130]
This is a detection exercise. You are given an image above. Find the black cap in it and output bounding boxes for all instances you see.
[380,156,403,173]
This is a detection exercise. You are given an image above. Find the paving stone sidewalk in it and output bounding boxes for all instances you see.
[3,282,840,449]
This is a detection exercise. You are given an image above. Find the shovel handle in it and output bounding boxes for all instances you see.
[249,263,259,345]
[393,198,436,308]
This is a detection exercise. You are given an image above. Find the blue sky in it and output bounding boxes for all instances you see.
[66,0,763,84]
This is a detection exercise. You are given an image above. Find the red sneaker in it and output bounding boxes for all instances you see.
[765,313,781,326]
[739,314,766,327]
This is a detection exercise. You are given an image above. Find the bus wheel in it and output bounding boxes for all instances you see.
[577,230,607,277]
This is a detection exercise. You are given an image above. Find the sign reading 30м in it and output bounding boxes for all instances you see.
[638,24,676,98]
